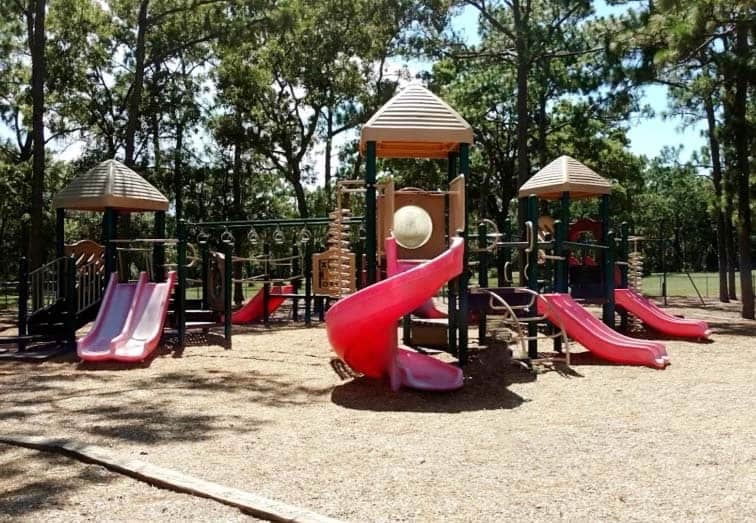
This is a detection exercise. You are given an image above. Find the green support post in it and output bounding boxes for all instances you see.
[603,231,616,328]
[619,222,629,331]
[526,195,539,360]
[18,257,28,338]
[458,144,470,366]
[553,218,565,353]
[56,208,66,303]
[365,141,377,285]
[599,195,614,327]
[65,256,77,347]
[56,209,65,259]
[446,151,459,358]
[477,221,488,343]
[223,238,233,348]
[554,219,565,293]
[446,151,458,240]
[103,207,116,278]
[153,211,166,282]
[263,282,270,326]
[200,242,209,310]
[176,220,187,347]
[499,219,511,286]
[292,246,299,321]
[560,191,570,293]
[304,240,312,326]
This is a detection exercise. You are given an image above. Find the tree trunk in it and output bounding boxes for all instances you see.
[291,169,309,219]
[732,21,753,319]
[703,93,728,302]
[29,0,46,270]
[124,0,149,166]
[515,34,530,226]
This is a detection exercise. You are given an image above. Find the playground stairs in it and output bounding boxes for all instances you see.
[0,256,104,360]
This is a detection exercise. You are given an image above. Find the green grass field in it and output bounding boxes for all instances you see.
[641,271,756,298]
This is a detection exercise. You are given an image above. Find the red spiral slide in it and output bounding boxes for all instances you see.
[326,238,465,391]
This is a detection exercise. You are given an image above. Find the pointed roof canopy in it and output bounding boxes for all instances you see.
[359,84,473,159]
[518,155,612,201]
[53,159,169,212]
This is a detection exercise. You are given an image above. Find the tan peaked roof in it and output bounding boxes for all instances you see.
[53,159,169,212]
[518,155,612,201]
[360,84,473,159]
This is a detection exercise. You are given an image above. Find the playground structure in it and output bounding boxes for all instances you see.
[0,160,177,360]
[0,87,709,377]
[323,86,711,390]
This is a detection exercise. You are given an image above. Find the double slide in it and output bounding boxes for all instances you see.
[78,271,176,362]
[326,237,465,391]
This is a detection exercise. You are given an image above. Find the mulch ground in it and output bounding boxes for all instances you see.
[1,297,755,522]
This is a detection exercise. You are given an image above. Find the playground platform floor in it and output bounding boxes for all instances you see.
[1,298,755,522]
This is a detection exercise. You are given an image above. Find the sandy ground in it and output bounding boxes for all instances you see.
[1,298,755,522]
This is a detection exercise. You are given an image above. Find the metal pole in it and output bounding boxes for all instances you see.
[553,218,565,353]
[65,256,77,346]
[619,222,629,331]
[200,242,209,310]
[599,195,614,327]
[477,221,488,343]
[304,240,312,326]
[103,207,116,278]
[526,195,539,360]
[223,238,233,348]
[560,191,570,293]
[153,211,166,282]
[55,208,65,259]
[176,220,187,347]
[365,141,377,285]
[457,144,470,366]
[603,231,616,328]
[18,257,28,338]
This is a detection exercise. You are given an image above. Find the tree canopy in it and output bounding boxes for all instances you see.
[0,0,752,316]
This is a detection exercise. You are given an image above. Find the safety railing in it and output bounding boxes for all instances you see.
[76,259,104,314]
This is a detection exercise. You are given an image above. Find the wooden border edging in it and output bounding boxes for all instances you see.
[0,435,343,523]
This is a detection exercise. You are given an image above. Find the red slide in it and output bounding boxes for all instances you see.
[326,238,465,391]
[231,284,293,324]
[386,248,446,319]
[615,288,711,340]
[538,293,669,369]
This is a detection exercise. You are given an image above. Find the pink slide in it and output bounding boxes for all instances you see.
[78,272,140,361]
[231,284,293,324]
[78,272,176,363]
[326,237,465,392]
[538,293,669,369]
[110,271,176,362]
[386,247,446,320]
[615,288,711,340]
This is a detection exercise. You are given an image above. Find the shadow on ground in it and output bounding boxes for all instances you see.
[331,346,538,413]
[0,445,117,519]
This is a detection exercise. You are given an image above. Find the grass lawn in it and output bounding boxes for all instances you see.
[641,270,756,298]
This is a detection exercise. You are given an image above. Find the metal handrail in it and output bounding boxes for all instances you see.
[76,259,104,314]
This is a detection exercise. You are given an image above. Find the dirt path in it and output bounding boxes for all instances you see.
[1,300,755,522]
